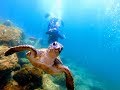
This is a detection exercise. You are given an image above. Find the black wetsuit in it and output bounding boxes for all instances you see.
[46,29,64,44]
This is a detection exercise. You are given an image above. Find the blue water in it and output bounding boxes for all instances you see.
[1,0,120,89]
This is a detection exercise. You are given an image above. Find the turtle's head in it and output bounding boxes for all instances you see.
[48,41,63,57]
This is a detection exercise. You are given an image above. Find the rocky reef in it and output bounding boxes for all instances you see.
[0,22,24,46]
[3,64,61,90]
[0,45,19,89]
[0,19,106,90]
[0,20,63,90]
[13,65,43,90]
[72,65,106,90]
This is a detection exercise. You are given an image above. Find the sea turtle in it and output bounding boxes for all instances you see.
[4,41,74,90]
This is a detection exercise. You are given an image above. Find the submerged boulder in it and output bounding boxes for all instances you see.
[42,74,60,90]
[0,24,24,46]
[0,45,18,70]
[0,45,18,89]
[13,65,43,90]
[12,64,61,90]
[3,80,22,90]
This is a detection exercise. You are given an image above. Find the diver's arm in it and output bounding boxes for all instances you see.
[46,29,52,34]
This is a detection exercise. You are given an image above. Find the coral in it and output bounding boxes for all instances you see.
[71,66,105,90]
[18,58,30,66]
[0,45,18,89]
[0,24,24,46]
[13,65,44,90]
[3,80,22,90]
[0,45,18,70]
[12,64,61,90]
[52,74,66,89]
[77,85,90,90]
[42,74,60,90]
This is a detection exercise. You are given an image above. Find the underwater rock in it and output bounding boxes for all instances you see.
[0,45,18,89]
[11,64,61,90]
[18,58,30,66]
[52,73,66,89]
[3,20,13,27]
[42,74,60,90]
[71,66,105,90]
[0,24,24,46]
[0,70,11,90]
[13,65,44,90]
[0,45,18,70]
[3,80,22,90]
[77,85,90,90]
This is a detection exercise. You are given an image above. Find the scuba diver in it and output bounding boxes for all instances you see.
[45,13,65,44]
[46,27,65,44]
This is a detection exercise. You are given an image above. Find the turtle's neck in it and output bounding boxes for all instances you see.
[46,49,58,59]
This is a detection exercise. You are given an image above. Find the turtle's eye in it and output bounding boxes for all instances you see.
[53,42,57,46]
[53,42,55,46]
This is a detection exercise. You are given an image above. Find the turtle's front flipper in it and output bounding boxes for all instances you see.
[57,65,74,90]
[5,45,37,57]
